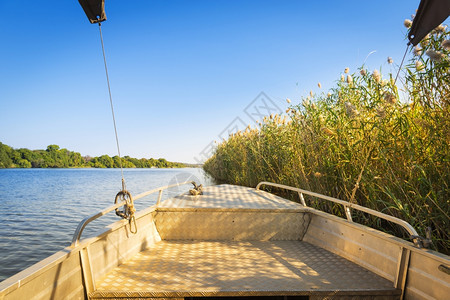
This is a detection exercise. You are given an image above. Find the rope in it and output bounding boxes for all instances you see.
[98,22,126,191]
[393,44,410,86]
[114,190,137,234]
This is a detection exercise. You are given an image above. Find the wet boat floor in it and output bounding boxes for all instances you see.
[90,240,400,299]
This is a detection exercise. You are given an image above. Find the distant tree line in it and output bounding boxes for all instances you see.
[0,142,185,169]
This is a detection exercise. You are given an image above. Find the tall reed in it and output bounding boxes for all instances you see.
[204,24,449,254]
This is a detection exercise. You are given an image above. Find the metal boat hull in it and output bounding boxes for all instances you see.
[0,184,448,299]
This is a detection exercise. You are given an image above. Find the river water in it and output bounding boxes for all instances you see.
[0,168,214,282]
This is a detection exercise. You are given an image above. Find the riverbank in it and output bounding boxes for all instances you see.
[0,143,186,168]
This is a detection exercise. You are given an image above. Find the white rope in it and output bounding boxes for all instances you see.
[394,44,410,86]
[98,22,126,191]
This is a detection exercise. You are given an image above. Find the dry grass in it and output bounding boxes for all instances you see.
[204,25,449,254]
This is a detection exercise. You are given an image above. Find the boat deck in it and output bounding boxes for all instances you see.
[159,184,304,210]
[90,240,399,299]
[89,185,401,299]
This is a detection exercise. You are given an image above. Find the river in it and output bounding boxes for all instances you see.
[0,168,214,282]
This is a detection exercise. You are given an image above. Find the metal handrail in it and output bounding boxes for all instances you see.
[256,181,419,239]
[71,181,195,247]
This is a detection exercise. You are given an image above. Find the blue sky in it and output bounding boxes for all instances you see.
[0,0,422,163]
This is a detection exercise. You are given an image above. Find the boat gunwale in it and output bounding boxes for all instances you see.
[71,180,195,247]
[0,204,158,296]
[304,207,450,263]
[256,181,420,239]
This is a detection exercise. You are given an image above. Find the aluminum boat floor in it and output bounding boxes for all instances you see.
[90,240,400,299]
[159,184,304,210]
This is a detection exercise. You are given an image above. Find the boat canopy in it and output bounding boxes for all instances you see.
[79,0,106,24]
[408,0,450,46]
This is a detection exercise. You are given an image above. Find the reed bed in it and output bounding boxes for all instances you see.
[204,24,449,254]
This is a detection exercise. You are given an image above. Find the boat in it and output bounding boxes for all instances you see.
[0,181,449,299]
[1,1,449,299]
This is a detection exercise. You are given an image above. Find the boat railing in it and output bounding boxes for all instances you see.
[255,181,424,247]
[71,180,195,247]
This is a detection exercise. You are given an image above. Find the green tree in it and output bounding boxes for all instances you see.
[0,141,185,169]
[98,155,114,168]
[125,157,141,168]
[0,143,13,168]
[16,159,31,168]
[157,158,168,168]
[46,145,60,152]
[69,152,84,167]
